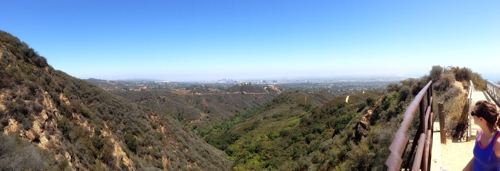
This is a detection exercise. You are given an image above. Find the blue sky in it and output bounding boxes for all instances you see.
[1,1,499,81]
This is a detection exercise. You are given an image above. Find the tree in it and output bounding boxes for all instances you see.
[430,65,443,81]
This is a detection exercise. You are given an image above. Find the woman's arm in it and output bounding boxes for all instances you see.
[463,157,474,171]
[494,135,500,158]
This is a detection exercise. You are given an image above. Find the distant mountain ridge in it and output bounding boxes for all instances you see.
[0,30,231,170]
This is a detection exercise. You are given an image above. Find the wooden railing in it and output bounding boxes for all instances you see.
[386,81,434,171]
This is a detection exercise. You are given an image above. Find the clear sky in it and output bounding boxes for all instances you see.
[1,1,499,81]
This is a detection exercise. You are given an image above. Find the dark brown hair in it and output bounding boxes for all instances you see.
[474,100,499,132]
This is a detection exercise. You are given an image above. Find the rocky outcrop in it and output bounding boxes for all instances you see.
[352,110,373,143]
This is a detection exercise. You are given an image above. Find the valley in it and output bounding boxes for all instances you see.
[0,30,490,170]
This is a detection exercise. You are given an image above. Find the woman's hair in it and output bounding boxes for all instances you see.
[474,100,499,132]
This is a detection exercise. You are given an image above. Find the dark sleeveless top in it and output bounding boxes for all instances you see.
[473,130,500,171]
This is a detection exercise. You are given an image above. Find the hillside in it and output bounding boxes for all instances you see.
[198,65,487,170]
[0,31,231,170]
[110,84,280,128]
[197,89,384,170]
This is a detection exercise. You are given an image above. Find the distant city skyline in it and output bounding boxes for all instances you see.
[1,1,499,82]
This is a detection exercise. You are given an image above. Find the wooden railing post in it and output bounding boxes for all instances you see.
[438,102,446,144]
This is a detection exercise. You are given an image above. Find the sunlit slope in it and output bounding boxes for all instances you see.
[0,30,231,170]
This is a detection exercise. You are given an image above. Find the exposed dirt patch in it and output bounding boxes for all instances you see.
[3,119,19,134]
[266,85,282,94]
[172,90,191,95]
[59,93,71,106]
[162,156,170,170]
[0,94,5,112]
[453,81,467,94]
[101,127,135,170]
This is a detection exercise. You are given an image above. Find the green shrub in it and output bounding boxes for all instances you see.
[57,118,71,140]
[124,134,138,153]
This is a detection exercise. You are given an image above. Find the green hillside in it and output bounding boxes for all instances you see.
[198,65,486,170]
[0,30,231,170]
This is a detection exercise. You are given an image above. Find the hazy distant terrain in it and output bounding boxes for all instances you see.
[87,78,397,128]
[110,84,281,128]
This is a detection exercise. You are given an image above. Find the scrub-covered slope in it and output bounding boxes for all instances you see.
[0,30,231,170]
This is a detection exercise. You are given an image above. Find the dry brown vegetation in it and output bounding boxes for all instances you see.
[429,65,486,139]
[0,30,231,170]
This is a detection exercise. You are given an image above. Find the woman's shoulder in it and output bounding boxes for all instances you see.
[494,131,500,158]
[497,131,500,143]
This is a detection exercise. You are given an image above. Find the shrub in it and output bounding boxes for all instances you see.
[387,83,401,92]
[430,65,443,81]
[268,131,280,140]
[57,118,71,140]
[436,73,455,91]
[454,67,472,81]
[358,102,367,111]
[91,135,104,150]
[124,134,138,153]
[1,118,8,127]
[442,86,462,102]
[243,120,260,132]
[280,129,290,137]
[0,134,49,170]
[366,97,375,107]
[398,86,410,102]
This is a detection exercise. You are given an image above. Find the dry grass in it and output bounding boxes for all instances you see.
[436,81,469,139]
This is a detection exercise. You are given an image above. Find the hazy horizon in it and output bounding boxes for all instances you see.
[90,74,414,82]
[1,1,499,82]
[86,73,500,83]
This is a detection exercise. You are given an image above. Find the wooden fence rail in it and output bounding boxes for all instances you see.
[385,81,433,171]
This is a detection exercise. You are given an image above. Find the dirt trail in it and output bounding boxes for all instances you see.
[432,90,500,171]
[433,126,475,171]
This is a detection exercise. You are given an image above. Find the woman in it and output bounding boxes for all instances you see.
[463,100,500,171]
